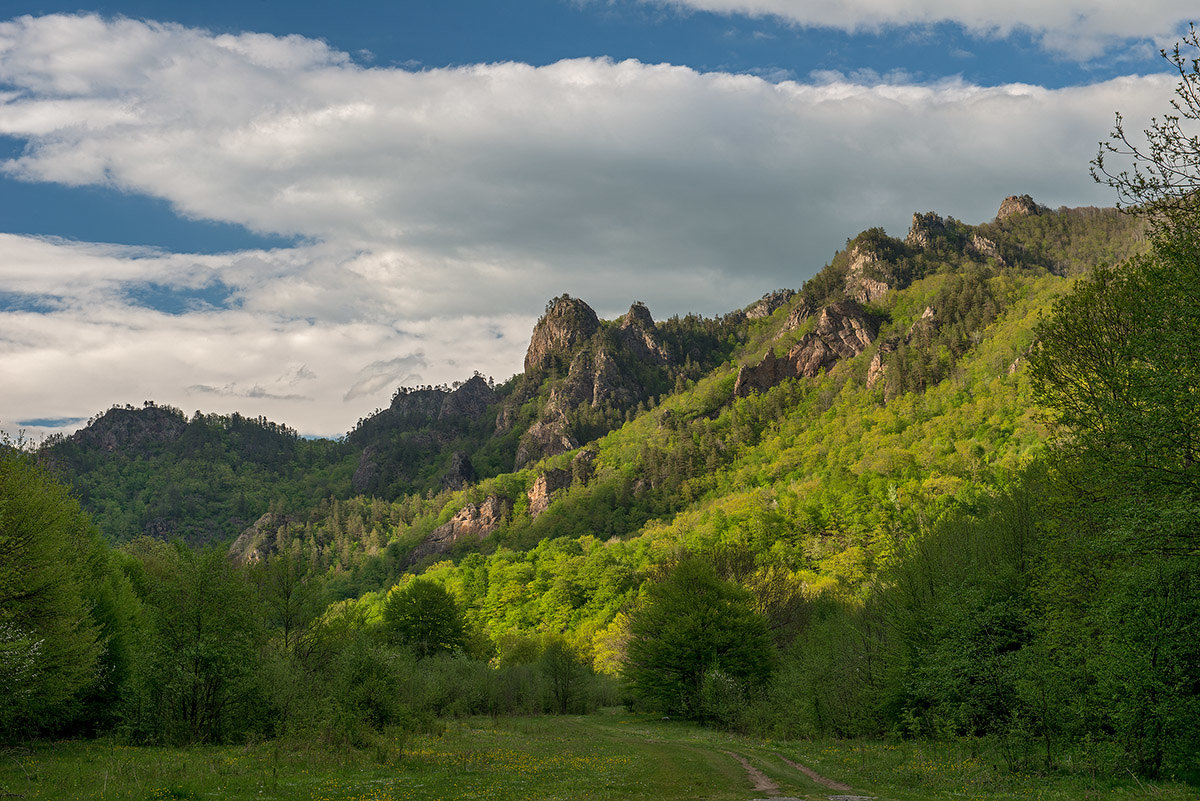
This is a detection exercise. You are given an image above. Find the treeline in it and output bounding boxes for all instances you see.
[0,453,614,747]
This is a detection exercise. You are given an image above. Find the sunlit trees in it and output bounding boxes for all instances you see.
[382,577,467,658]
[0,449,103,740]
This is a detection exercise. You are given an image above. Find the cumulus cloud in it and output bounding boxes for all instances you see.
[639,1,1193,60]
[0,13,1183,437]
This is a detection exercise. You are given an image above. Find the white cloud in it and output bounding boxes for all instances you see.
[641,1,1193,60]
[0,14,1184,438]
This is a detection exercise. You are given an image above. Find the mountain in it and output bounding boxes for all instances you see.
[39,196,1145,557]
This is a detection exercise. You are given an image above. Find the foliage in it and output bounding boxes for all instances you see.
[1092,23,1200,238]
[0,448,104,740]
[381,577,468,658]
[624,557,773,719]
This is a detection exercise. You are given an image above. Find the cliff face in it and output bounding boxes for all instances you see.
[408,495,510,564]
[735,300,880,397]
[524,295,602,375]
[509,297,675,469]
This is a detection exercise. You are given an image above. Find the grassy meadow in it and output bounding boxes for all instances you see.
[3,711,1194,801]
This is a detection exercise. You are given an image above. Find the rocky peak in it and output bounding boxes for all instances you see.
[68,403,187,454]
[906,212,947,248]
[524,294,601,374]
[997,194,1041,221]
[745,289,796,320]
[439,374,496,420]
[618,302,671,365]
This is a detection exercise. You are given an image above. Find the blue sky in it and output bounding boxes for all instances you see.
[0,1,1192,437]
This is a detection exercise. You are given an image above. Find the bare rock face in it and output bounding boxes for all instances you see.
[352,445,381,494]
[733,350,796,397]
[618,302,671,365]
[409,495,510,564]
[906,211,947,248]
[781,296,817,333]
[439,375,496,420]
[745,289,796,320]
[229,512,282,565]
[844,245,892,304]
[969,233,1006,264]
[865,306,936,394]
[515,417,578,468]
[441,451,476,491]
[524,295,601,374]
[527,468,573,519]
[997,194,1041,221]
[735,300,879,397]
[68,404,187,454]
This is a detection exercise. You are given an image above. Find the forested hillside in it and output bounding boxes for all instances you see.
[11,189,1196,786]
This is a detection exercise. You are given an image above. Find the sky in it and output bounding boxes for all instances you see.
[0,2,1192,440]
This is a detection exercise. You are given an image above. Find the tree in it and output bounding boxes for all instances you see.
[624,557,773,719]
[1092,24,1200,239]
[0,448,103,740]
[382,577,467,658]
[123,538,266,744]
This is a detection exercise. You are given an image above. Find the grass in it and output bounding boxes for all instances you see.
[2,711,1195,800]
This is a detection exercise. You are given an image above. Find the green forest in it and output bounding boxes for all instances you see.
[5,37,1200,801]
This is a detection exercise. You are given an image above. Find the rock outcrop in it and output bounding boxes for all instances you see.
[527,468,572,519]
[441,451,476,491]
[745,289,796,320]
[969,233,1005,264]
[511,296,674,469]
[844,245,893,304]
[996,194,1041,221]
[228,512,283,565]
[906,211,947,248]
[68,404,187,454]
[524,295,602,374]
[735,300,879,397]
[439,375,496,420]
[408,495,509,564]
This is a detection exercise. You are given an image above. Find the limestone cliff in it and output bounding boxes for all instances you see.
[735,300,879,397]
[408,496,510,564]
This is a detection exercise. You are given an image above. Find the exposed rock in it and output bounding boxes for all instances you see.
[745,289,796,320]
[229,512,283,565]
[439,375,496,420]
[528,468,572,519]
[68,404,187,454]
[524,295,601,374]
[733,350,796,397]
[866,347,888,391]
[997,194,1041,221]
[409,495,509,564]
[352,445,380,494]
[735,300,879,397]
[969,233,1005,264]
[906,211,947,248]
[515,417,578,468]
[386,387,445,423]
[791,300,880,377]
[844,245,892,304]
[441,451,476,491]
[781,296,817,333]
[618,302,671,365]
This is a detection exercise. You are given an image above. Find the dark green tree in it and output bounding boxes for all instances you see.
[382,577,467,658]
[123,538,266,744]
[624,557,773,719]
